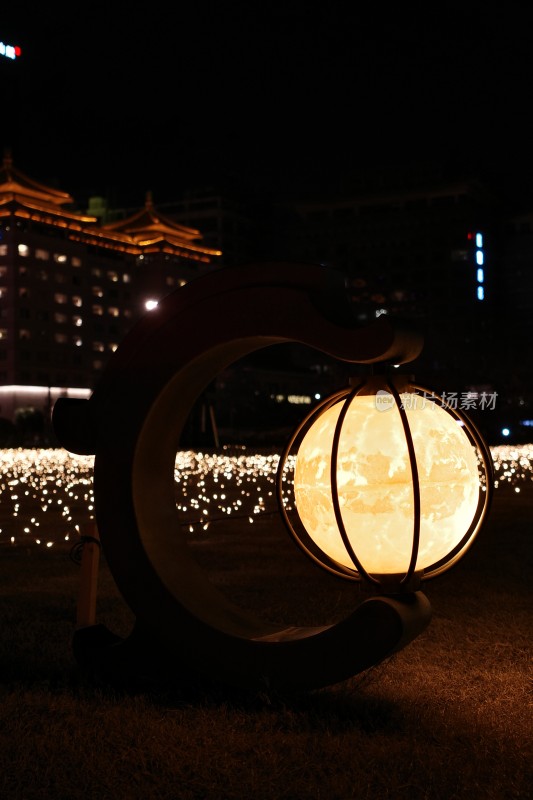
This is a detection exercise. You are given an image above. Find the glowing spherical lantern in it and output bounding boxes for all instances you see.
[277,376,493,591]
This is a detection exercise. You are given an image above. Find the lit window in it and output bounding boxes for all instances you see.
[477,268,484,283]
[109,343,118,352]
[108,307,120,317]
[54,253,67,263]
[54,293,68,304]
[145,299,158,311]
[166,277,175,286]
[92,286,104,298]
[123,273,131,283]
[476,250,484,265]
[93,342,105,352]
[91,268,102,277]
[73,316,83,327]
[0,244,7,256]
[451,249,468,262]
[288,394,312,405]
[179,279,187,287]
[72,296,82,307]
[92,305,103,316]
[0,329,7,340]
[107,271,119,282]
[477,286,485,301]
[72,257,82,267]
[92,359,104,370]
[54,313,67,324]
[475,233,483,248]
[55,333,68,344]
[74,337,83,347]
[18,244,30,257]
[0,286,6,298]
[35,249,49,261]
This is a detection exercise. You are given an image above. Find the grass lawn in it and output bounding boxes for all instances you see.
[0,456,531,799]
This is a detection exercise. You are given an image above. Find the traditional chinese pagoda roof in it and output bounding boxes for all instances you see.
[0,150,97,224]
[101,191,221,257]
[0,154,221,262]
[103,191,203,242]
[0,149,75,206]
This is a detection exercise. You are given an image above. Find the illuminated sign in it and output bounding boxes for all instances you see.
[0,40,21,60]
[468,231,486,301]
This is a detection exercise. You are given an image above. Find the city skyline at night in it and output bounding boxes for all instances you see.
[2,4,533,447]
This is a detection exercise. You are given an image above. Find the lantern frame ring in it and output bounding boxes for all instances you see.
[276,375,494,592]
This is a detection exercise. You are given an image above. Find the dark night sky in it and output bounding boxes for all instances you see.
[3,2,533,207]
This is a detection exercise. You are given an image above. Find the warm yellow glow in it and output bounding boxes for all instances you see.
[293,393,481,576]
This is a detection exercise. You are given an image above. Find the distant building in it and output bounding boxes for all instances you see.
[0,152,221,429]
[281,174,499,384]
[126,168,532,444]
[144,173,503,383]
[133,172,502,388]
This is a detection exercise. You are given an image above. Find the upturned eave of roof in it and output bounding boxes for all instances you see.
[0,151,75,207]
[0,195,97,224]
[102,191,202,241]
[134,233,222,255]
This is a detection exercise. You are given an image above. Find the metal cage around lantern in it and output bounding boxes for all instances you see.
[276,374,494,593]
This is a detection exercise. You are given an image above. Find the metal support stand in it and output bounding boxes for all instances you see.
[76,522,101,629]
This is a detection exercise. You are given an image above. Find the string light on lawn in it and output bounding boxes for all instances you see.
[0,444,531,549]
[0,448,95,547]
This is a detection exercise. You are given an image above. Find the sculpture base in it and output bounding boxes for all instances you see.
[72,591,432,694]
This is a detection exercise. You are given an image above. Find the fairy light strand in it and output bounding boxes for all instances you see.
[0,444,530,549]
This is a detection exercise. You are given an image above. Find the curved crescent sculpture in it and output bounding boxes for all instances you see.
[52,262,432,692]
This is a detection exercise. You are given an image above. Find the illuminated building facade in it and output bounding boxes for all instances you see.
[0,153,221,427]
[1,151,531,445]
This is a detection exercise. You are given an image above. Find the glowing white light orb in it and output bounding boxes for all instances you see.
[293,392,481,576]
[145,299,159,311]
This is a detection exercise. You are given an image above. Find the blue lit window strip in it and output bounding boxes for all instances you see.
[474,232,485,300]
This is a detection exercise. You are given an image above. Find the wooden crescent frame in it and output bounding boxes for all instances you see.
[53,262,431,692]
